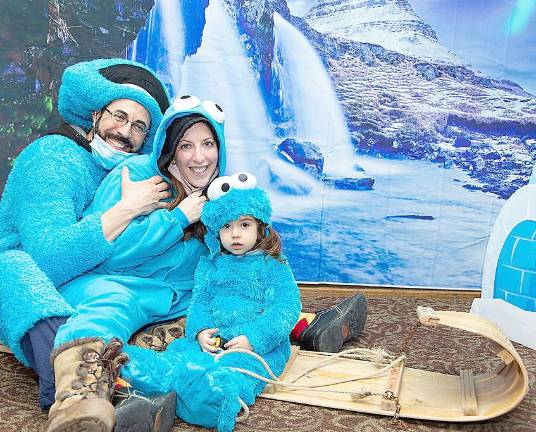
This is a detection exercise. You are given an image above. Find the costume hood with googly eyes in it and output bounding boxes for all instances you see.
[149,95,226,181]
[58,58,170,153]
[202,173,272,258]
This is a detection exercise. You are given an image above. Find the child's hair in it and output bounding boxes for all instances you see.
[254,220,284,262]
[202,174,276,259]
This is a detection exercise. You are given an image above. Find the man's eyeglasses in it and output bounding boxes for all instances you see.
[102,108,148,136]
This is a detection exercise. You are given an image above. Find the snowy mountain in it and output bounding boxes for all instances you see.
[218,0,536,198]
[289,9,536,198]
[304,0,462,64]
[131,0,536,200]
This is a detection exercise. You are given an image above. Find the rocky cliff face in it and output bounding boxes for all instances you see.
[218,0,536,198]
[287,1,534,198]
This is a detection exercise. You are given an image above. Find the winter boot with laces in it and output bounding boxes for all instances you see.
[44,337,128,432]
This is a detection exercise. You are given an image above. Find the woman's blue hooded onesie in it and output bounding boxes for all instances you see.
[53,98,227,347]
[0,58,169,364]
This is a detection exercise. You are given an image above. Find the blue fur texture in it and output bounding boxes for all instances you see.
[58,58,170,150]
[185,250,300,429]
[187,253,300,359]
[121,231,301,430]
[123,334,288,432]
[0,58,170,363]
[0,251,73,365]
[0,136,113,363]
[123,342,245,432]
[202,187,271,258]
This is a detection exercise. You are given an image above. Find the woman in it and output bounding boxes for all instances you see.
[45,95,226,432]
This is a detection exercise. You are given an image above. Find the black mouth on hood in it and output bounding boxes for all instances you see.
[99,63,169,114]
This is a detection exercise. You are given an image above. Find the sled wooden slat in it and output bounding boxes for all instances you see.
[260,306,529,422]
[264,346,300,394]
[459,369,478,416]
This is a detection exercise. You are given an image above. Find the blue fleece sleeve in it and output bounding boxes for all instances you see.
[87,163,190,272]
[11,139,113,286]
[238,259,301,356]
[185,258,215,340]
[0,250,74,365]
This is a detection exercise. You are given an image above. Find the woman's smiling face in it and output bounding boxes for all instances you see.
[173,121,218,188]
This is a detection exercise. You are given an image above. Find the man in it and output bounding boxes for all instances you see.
[0,58,172,430]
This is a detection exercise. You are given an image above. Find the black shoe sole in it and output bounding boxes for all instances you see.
[114,390,176,432]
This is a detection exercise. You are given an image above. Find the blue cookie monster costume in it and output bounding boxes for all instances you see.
[121,175,301,432]
[0,58,169,369]
[53,95,227,348]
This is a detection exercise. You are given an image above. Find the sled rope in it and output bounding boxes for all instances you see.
[236,397,250,422]
[288,347,397,384]
[216,347,405,398]
[397,321,421,357]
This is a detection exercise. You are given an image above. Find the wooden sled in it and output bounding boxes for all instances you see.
[260,306,529,422]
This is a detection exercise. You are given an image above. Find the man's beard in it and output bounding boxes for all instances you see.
[95,127,134,153]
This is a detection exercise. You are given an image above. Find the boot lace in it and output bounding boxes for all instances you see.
[58,339,128,402]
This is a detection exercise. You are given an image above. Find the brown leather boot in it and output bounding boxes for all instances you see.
[44,338,128,432]
[130,317,186,352]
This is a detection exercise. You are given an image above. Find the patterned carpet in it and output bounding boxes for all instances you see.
[1,295,534,431]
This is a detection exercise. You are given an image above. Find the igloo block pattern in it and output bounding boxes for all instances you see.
[494,220,536,312]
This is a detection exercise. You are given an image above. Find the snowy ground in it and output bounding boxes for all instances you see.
[273,156,504,289]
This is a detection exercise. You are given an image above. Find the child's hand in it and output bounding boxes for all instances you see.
[197,328,220,353]
[224,335,252,351]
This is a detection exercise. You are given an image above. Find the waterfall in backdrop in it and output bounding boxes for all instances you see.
[159,0,184,94]
[120,0,526,288]
[178,0,274,173]
[127,0,184,94]
[272,12,359,177]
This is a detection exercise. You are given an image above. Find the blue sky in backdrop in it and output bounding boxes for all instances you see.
[288,0,536,94]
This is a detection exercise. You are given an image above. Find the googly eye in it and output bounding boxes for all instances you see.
[230,172,257,190]
[207,176,233,200]
[172,95,201,111]
[201,100,225,124]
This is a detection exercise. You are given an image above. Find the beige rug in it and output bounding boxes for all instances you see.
[1,295,534,431]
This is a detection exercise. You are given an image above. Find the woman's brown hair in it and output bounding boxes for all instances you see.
[166,176,207,241]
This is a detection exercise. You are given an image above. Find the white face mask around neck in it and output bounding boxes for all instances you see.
[89,132,136,170]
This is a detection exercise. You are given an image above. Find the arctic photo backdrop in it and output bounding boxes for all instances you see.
[2,0,535,289]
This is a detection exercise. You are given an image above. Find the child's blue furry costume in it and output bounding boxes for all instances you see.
[121,177,301,432]
[0,59,169,365]
[52,97,227,348]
